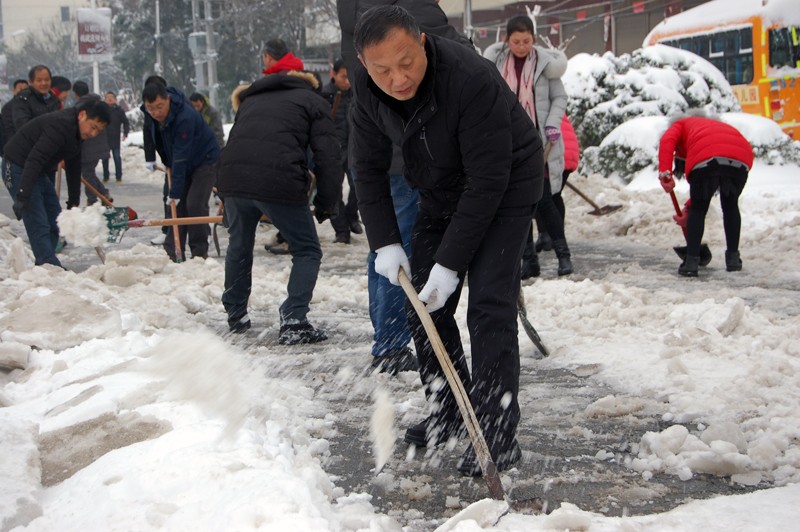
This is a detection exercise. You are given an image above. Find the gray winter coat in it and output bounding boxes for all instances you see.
[486,43,569,190]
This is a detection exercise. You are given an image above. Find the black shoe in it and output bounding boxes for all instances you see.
[457,437,522,477]
[265,242,290,255]
[520,254,540,280]
[535,232,552,252]
[334,233,351,244]
[349,220,363,234]
[370,347,418,375]
[404,415,463,447]
[116,177,122,182]
[103,177,110,183]
[228,315,251,334]
[679,255,700,277]
[725,250,742,272]
[552,239,573,276]
[278,322,328,345]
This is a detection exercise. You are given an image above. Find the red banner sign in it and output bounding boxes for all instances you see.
[77,8,113,63]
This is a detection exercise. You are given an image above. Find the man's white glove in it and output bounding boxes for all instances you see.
[374,243,410,286]
[165,197,181,207]
[144,161,157,171]
[418,263,459,312]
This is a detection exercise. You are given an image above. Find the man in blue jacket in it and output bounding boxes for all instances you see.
[142,83,219,261]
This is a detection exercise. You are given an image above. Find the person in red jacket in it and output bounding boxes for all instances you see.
[658,115,753,277]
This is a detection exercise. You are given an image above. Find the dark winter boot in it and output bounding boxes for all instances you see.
[725,250,742,272]
[679,255,700,277]
[535,232,553,252]
[552,239,573,276]
[520,253,540,280]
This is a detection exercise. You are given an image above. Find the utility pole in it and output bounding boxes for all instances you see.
[204,0,218,107]
[155,0,163,74]
[191,0,206,92]
[90,0,99,93]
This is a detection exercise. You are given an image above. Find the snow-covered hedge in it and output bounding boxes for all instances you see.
[564,45,741,150]
[581,113,800,182]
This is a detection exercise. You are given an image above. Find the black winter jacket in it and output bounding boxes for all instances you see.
[320,81,351,166]
[4,107,83,207]
[0,98,15,156]
[351,34,544,272]
[106,104,131,150]
[10,87,60,135]
[216,73,342,211]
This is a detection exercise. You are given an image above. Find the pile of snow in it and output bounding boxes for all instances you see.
[57,203,110,247]
[564,44,740,150]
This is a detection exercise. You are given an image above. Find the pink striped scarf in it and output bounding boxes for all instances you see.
[501,49,537,128]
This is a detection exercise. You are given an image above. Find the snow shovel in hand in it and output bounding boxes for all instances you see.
[81,177,138,221]
[518,290,549,358]
[564,181,622,216]
[398,270,544,513]
[669,190,712,266]
[103,208,222,243]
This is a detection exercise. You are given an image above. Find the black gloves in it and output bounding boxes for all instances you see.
[12,197,27,220]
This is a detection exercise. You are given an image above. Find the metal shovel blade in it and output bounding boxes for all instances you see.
[589,204,623,216]
[673,243,713,266]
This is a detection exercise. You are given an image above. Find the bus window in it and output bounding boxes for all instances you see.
[724,31,739,55]
[739,28,753,52]
[770,27,792,67]
[710,33,726,57]
[678,38,692,51]
[693,36,710,57]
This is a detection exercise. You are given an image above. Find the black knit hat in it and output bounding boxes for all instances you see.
[264,39,289,60]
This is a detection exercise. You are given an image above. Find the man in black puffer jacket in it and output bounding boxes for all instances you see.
[3,99,110,267]
[350,6,544,476]
[217,71,341,345]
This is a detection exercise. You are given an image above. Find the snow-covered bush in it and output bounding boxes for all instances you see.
[582,112,800,182]
[564,45,741,150]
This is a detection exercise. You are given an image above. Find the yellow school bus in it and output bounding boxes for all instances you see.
[644,0,800,138]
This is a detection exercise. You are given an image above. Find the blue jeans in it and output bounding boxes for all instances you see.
[3,160,63,267]
[367,174,419,356]
[102,148,123,180]
[222,196,322,325]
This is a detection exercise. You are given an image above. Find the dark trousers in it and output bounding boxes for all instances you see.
[407,207,531,441]
[222,196,322,325]
[686,163,748,256]
[329,169,359,236]
[4,160,62,267]
[101,147,123,180]
[82,159,110,204]
[164,164,215,260]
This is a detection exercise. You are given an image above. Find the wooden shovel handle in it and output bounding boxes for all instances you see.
[166,168,184,262]
[398,269,506,501]
[127,216,222,228]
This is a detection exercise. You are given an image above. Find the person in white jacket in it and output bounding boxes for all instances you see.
[485,15,573,277]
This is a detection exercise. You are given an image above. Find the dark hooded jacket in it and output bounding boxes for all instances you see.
[350,34,544,272]
[10,86,60,135]
[4,107,83,207]
[338,0,474,178]
[142,87,219,199]
[106,103,131,150]
[216,72,341,211]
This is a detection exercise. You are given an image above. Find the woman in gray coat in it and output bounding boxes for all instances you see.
[485,15,573,277]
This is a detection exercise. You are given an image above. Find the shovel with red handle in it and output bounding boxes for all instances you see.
[669,190,712,266]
